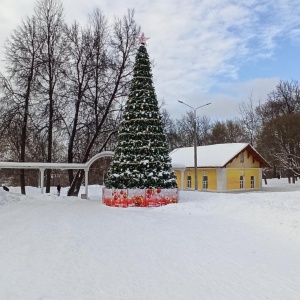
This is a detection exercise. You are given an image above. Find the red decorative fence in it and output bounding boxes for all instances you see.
[102,188,178,208]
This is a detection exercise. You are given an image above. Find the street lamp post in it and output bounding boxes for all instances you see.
[178,100,211,190]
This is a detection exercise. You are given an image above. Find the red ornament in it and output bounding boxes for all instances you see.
[157,188,161,193]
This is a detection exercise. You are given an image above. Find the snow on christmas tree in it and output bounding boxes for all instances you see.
[105,34,177,190]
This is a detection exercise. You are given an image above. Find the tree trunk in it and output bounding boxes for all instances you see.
[67,96,82,185]
[20,67,34,194]
[20,170,26,194]
[273,165,277,178]
[67,131,116,196]
[46,90,54,193]
[67,169,84,196]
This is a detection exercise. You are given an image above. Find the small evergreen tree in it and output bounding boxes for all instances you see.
[105,39,177,189]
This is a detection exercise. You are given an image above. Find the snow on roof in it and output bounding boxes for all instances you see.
[170,143,250,168]
[171,163,186,170]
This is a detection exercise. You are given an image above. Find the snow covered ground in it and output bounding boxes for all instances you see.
[0,179,300,300]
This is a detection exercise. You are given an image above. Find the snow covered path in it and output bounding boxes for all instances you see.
[0,183,300,299]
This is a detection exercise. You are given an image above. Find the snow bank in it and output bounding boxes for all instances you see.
[0,180,299,300]
[0,189,22,205]
[155,189,300,238]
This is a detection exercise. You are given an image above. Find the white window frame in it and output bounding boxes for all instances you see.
[187,175,192,188]
[202,175,208,189]
[240,175,244,189]
[250,175,255,188]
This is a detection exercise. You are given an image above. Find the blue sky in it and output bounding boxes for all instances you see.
[1,0,300,120]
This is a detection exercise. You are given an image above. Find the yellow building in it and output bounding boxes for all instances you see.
[170,143,270,192]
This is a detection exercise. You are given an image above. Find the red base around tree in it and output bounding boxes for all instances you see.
[102,188,178,208]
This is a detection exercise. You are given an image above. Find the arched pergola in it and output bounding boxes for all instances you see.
[0,151,114,199]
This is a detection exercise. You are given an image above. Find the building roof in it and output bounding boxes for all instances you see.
[170,143,270,168]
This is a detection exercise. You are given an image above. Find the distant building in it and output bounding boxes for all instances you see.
[170,143,270,192]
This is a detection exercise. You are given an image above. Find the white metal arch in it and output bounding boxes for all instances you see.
[0,151,115,198]
[85,151,114,169]
[83,151,114,198]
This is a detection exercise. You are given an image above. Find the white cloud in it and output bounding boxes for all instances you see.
[0,0,300,121]
[169,77,281,120]
[217,78,280,101]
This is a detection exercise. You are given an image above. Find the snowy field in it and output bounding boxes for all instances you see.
[0,179,300,300]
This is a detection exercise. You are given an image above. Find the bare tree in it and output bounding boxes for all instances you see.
[63,20,98,184]
[175,112,211,148]
[209,121,227,144]
[67,10,140,196]
[34,0,67,192]
[209,120,244,144]
[254,80,300,179]
[257,113,300,181]
[198,115,212,145]
[160,108,179,151]
[0,16,42,194]
[257,80,300,124]
[239,93,261,146]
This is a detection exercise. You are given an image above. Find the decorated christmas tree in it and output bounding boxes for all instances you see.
[105,34,177,190]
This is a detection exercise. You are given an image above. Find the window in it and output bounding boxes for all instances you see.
[240,152,244,163]
[202,175,208,189]
[187,175,192,188]
[240,175,244,189]
[250,176,255,188]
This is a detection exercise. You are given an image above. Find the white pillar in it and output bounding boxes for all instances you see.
[180,170,185,189]
[40,169,45,194]
[217,168,226,191]
[85,169,89,199]
[259,168,262,189]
